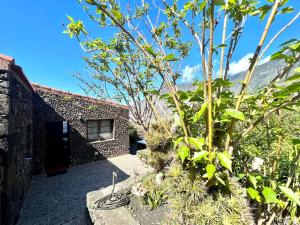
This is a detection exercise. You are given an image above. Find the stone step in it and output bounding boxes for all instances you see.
[87,172,152,225]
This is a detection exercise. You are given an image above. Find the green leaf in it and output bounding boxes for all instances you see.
[280,39,297,47]
[111,9,123,21]
[259,5,271,21]
[248,174,257,189]
[247,188,261,202]
[289,42,300,51]
[206,164,216,179]
[183,2,194,11]
[192,151,209,162]
[178,145,190,162]
[274,81,300,97]
[217,152,232,172]
[146,89,159,95]
[215,174,226,186]
[66,15,75,23]
[262,187,278,203]
[174,137,184,148]
[280,6,294,14]
[237,173,245,180]
[198,1,207,11]
[163,54,177,62]
[213,78,234,87]
[292,138,300,147]
[286,74,300,82]
[224,109,245,121]
[188,137,205,150]
[145,46,156,57]
[160,93,170,100]
[216,44,227,48]
[214,0,224,5]
[85,0,97,5]
[279,186,300,206]
[192,102,208,122]
[270,51,285,61]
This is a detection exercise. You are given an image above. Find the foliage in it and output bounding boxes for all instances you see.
[144,122,172,153]
[140,174,168,210]
[233,110,300,223]
[148,151,166,172]
[144,121,174,171]
[128,123,140,143]
[162,163,254,225]
[66,0,300,223]
[63,95,72,101]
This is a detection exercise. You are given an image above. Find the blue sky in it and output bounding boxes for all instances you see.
[0,0,299,95]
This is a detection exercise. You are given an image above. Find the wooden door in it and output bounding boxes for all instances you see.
[45,121,70,175]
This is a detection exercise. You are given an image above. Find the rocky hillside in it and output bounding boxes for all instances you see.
[173,59,299,94]
[132,59,299,121]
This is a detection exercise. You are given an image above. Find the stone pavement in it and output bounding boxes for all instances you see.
[17,154,152,225]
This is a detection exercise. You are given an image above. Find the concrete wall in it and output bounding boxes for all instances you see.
[0,57,33,225]
[32,85,130,174]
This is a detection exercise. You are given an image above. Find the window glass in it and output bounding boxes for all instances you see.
[87,120,113,141]
[87,120,98,141]
[63,121,68,134]
[101,120,110,127]
[101,126,111,133]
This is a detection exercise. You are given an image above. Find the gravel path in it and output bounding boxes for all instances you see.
[17,154,152,225]
[127,195,170,225]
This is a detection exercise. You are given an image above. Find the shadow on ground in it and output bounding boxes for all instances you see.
[17,158,130,225]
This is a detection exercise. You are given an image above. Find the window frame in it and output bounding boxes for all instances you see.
[86,119,114,142]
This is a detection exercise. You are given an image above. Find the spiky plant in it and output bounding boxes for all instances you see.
[163,164,254,225]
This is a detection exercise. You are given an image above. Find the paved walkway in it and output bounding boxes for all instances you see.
[17,154,152,225]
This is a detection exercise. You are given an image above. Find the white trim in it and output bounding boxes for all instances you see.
[88,138,115,144]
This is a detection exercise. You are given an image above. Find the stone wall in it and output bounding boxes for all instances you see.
[32,85,129,174]
[0,57,33,225]
[0,54,130,225]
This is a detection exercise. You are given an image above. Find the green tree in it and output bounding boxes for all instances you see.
[66,0,300,223]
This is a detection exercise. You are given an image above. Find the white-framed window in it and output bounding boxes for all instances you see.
[87,119,114,141]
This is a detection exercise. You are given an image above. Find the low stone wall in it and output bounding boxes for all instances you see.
[33,85,130,174]
[0,59,33,225]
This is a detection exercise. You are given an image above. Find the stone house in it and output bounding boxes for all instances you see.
[0,54,129,225]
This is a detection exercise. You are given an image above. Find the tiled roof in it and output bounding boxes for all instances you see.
[31,83,129,110]
[0,53,128,110]
[0,53,34,92]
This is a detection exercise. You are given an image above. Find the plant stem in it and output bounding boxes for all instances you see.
[96,1,191,143]
[225,0,281,153]
[207,0,214,159]
[232,93,300,148]
[202,7,207,100]
[258,12,300,62]
[219,0,228,80]
[286,146,300,188]
[266,148,300,225]
[145,95,172,138]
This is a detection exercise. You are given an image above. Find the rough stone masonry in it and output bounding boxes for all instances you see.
[0,54,33,225]
[0,53,129,225]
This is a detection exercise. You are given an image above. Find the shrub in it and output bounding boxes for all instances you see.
[140,174,168,210]
[162,164,254,225]
[129,123,140,143]
[144,122,172,153]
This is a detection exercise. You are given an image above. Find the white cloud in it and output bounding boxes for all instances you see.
[227,54,271,76]
[228,53,253,76]
[258,56,270,65]
[182,64,201,82]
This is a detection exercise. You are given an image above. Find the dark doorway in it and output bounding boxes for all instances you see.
[45,121,70,176]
